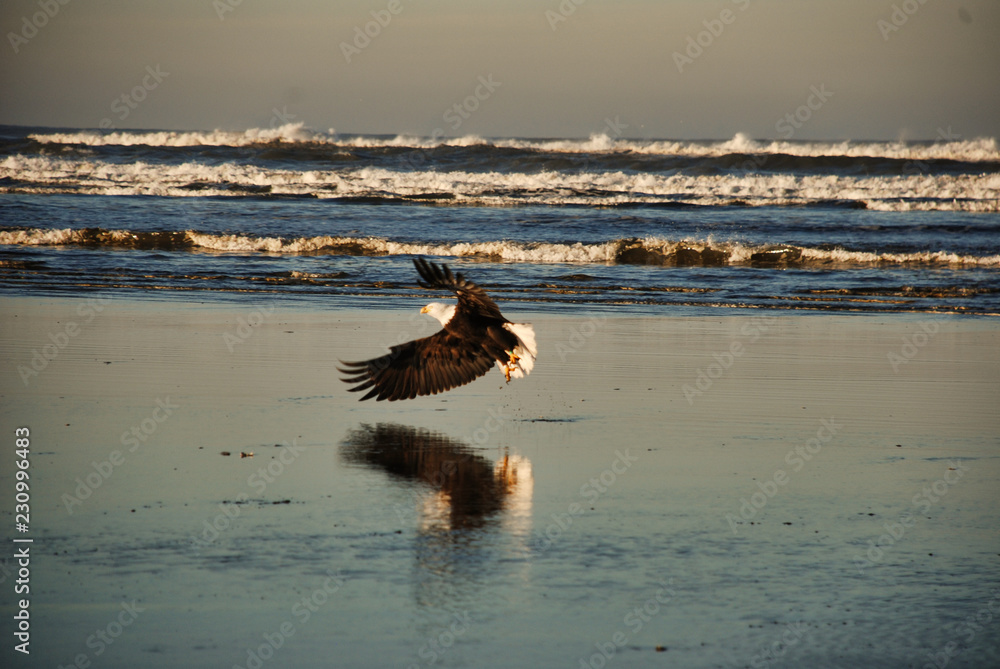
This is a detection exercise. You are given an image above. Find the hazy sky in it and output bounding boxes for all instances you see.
[1,0,997,140]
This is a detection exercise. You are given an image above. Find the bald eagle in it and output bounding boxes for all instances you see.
[338,257,537,402]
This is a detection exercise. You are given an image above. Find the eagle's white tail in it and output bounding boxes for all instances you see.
[501,322,536,379]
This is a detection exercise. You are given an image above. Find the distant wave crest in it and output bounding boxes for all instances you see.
[25,127,1000,163]
[28,123,333,148]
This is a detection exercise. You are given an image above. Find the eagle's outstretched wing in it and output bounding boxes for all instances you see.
[413,257,505,322]
[338,329,496,402]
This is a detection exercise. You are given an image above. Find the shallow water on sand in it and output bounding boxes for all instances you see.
[1,296,998,668]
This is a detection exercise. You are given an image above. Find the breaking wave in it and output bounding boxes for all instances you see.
[4,227,998,268]
[2,154,997,211]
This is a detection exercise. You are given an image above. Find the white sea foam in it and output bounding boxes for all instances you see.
[0,227,83,245]
[182,232,623,262]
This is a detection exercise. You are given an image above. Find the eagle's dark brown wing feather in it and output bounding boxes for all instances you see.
[338,329,495,402]
[413,256,505,322]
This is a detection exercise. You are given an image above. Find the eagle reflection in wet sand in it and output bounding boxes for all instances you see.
[340,423,531,532]
[339,257,537,401]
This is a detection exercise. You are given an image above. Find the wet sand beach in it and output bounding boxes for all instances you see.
[1,295,998,668]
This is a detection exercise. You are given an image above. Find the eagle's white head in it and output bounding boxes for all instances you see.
[420,302,457,327]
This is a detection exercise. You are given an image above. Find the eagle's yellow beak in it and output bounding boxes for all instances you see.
[420,305,430,314]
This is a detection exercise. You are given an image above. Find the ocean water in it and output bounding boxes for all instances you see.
[1,124,998,315]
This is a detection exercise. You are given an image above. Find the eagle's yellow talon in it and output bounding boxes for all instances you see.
[502,350,521,383]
